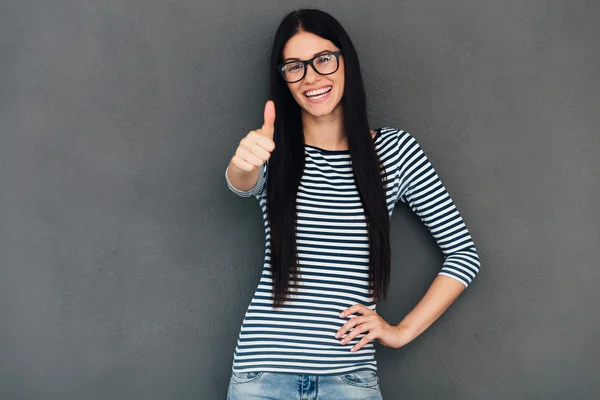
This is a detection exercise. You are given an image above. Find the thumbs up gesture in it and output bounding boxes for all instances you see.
[230,100,276,172]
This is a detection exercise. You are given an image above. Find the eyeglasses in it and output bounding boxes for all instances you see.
[276,50,343,83]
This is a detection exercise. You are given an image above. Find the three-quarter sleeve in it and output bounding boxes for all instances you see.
[394,131,480,287]
[225,160,268,199]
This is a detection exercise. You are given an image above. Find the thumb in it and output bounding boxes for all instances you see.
[260,100,275,139]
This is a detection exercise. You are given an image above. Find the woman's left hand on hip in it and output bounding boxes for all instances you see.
[335,303,414,352]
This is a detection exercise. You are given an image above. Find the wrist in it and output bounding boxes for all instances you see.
[394,321,418,344]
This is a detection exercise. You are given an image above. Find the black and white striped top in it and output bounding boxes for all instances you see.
[225,127,481,376]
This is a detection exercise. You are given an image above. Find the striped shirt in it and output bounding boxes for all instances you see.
[225,127,481,376]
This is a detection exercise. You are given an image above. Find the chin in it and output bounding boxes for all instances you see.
[300,99,342,117]
[307,108,333,117]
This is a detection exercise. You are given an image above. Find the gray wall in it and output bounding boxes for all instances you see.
[1,1,598,399]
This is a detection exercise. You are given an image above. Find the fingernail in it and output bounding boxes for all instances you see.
[351,347,356,352]
[339,312,343,317]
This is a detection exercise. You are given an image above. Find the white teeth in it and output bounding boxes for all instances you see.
[305,86,332,97]
[307,92,329,100]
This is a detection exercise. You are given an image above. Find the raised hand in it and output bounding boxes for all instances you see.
[230,100,276,172]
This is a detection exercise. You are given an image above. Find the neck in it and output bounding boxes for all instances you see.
[301,104,346,150]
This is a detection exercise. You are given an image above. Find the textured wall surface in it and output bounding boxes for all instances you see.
[1,1,599,399]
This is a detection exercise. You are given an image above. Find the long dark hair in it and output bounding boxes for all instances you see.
[267,8,391,309]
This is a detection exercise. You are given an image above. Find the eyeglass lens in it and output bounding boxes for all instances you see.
[282,53,339,82]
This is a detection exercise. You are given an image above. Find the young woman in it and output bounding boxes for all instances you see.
[224,8,481,400]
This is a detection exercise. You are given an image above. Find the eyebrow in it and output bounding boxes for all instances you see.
[284,49,334,63]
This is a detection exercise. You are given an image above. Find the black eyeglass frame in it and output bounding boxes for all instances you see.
[276,50,344,83]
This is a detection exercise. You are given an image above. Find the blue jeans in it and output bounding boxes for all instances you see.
[226,370,383,399]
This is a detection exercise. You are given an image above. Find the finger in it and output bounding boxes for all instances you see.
[351,332,377,352]
[260,100,276,139]
[346,304,375,317]
[248,131,276,153]
[247,143,272,161]
[236,146,264,168]
[230,154,256,172]
[242,133,272,160]
[339,306,354,318]
[340,322,375,345]
[335,315,370,338]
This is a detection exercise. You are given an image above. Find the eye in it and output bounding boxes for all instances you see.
[285,62,303,72]
[316,54,334,64]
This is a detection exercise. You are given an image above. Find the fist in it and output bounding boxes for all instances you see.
[230,100,276,172]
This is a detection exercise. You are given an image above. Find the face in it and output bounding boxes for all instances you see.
[281,31,345,117]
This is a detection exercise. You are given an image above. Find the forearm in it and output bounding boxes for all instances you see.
[226,160,260,192]
[396,275,466,340]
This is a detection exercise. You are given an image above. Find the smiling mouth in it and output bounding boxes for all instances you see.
[304,86,333,99]
[304,86,333,102]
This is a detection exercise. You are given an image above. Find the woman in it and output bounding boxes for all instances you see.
[224,8,480,400]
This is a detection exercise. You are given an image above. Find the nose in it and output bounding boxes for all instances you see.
[304,63,321,83]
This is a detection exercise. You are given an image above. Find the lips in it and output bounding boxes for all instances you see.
[304,85,333,98]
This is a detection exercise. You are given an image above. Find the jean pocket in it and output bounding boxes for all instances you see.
[230,370,264,385]
[339,369,380,389]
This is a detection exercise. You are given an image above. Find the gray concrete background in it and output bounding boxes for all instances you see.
[1,1,599,399]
